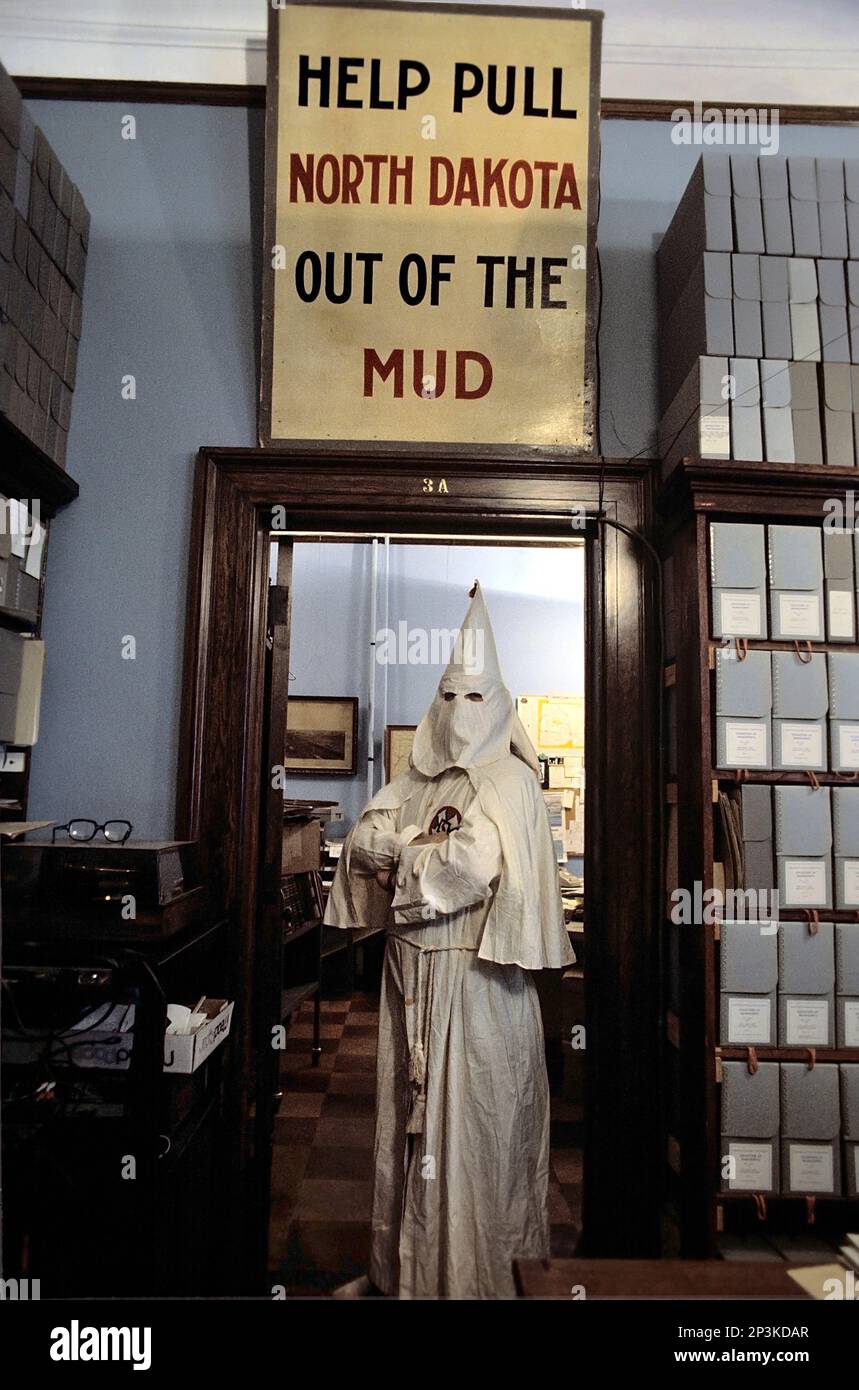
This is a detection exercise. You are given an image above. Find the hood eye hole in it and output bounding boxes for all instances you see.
[465,692,483,701]
[442,692,456,702]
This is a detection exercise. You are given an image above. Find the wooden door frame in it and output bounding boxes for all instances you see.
[175,447,661,1286]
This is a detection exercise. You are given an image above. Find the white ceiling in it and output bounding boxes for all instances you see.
[0,0,857,105]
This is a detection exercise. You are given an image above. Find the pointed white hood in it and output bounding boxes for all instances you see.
[410,582,540,778]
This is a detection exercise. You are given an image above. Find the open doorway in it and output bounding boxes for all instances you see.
[177,451,659,1288]
[265,531,586,1294]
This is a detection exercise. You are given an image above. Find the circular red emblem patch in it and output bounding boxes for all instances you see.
[429,805,462,834]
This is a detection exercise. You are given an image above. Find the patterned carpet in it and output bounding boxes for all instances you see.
[269,989,583,1296]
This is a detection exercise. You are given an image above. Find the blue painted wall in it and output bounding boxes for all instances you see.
[284,540,584,825]
[22,101,859,833]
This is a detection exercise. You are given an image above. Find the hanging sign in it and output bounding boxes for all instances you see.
[260,1,602,455]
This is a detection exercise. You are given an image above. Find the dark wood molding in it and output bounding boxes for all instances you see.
[175,447,661,1284]
[17,77,859,127]
[601,98,859,127]
[17,77,268,108]
[658,457,859,526]
[0,416,79,514]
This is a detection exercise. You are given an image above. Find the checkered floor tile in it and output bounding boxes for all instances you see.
[269,991,583,1296]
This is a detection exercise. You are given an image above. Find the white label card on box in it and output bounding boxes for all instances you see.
[783,859,827,906]
[780,722,823,768]
[785,997,830,1045]
[842,862,859,907]
[700,414,731,459]
[724,721,768,768]
[844,999,859,1048]
[838,726,859,770]
[789,1144,834,1194]
[829,589,855,639]
[728,996,772,1044]
[778,592,822,638]
[728,1143,773,1192]
[719,591,763,638]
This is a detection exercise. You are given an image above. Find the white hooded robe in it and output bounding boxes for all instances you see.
[323,584,575,1298]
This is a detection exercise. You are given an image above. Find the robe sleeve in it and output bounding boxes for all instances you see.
[323,805,421,932]
[347,808,423,875]
[390,805,503,925]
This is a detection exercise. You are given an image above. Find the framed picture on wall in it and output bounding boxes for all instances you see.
[285,696,359,776]
[384,725,417,783]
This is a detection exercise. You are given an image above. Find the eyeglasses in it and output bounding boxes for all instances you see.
[52,820,133,845]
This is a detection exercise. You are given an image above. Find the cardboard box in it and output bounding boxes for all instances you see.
[780,1062,841,1195]
[829,652,859,768]
[732,253,763,359]
[660,355,730,477]
[720,989,776,1046]
[740,784,775,895]
[657,153,734,327]
[760,358,795,463]
[659,252,734,413]
[768,524,823,640]
[788,361,824,467]
[816,158,849,260]
[841,1064,859,1198]
[778,994,835,1048]
[721,1060,780,1194]
[817,259,850,365]
[788,257,821,363]
[709,520,768,639]
[788,156,822,258]
[714,647,771,769]
[55,998,234,1073]
[282,816,321,873]
[835,923,859,995]
[846,162,859,259]
[823,534,856,643]
[730,155,765,253]
[821,362,855,467]
[771,650,828,771]
[729,356,762,461]
[837,996,859,1048]
[759,157,794,255]
[774,785,832,910]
